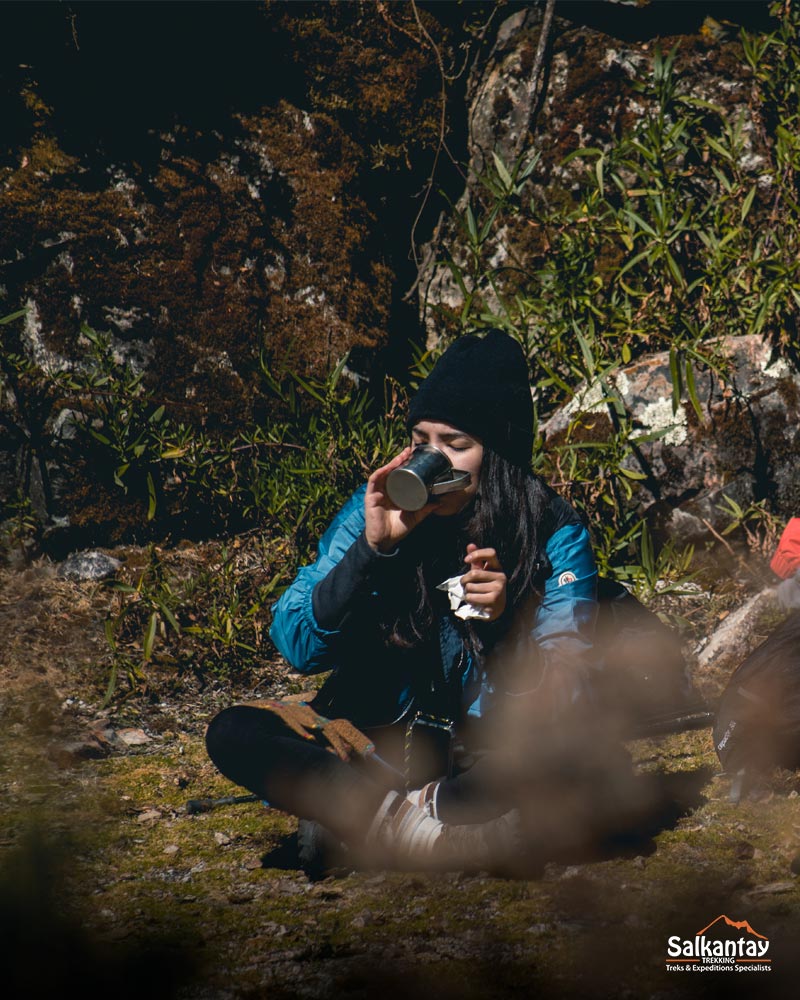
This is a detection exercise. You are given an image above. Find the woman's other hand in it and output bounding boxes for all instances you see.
[461,543,507,621]
[364,448,437,553]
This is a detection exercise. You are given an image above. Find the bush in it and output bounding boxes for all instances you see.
[427,6,800,580]
[4,5,799,698]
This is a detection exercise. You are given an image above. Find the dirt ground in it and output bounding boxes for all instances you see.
[2,547,800,1000]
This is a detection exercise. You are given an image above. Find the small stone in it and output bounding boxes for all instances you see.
[351,909,374,928]
[310,884,344,900]
[257,922,288,939]
[136,809,161,824]
[91,726,117,746]
[57,550,122,581]
[163,844,179,856]
[734,840,755,860]
[275,879,304,895]
[228,891,255,904]
[117,728,151,746]
[214,832,232,846]
[745,881,795,897]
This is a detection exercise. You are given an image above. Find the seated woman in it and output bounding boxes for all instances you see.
[206,330,619,873]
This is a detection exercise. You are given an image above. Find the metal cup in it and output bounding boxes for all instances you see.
[385,445,471,511]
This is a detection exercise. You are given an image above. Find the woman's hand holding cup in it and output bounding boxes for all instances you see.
[364,448,438,553]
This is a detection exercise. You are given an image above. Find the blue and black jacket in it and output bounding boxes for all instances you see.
[270,483,598,734]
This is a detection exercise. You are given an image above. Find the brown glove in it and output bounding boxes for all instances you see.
[321,717,375,760]
[246,699,374,761]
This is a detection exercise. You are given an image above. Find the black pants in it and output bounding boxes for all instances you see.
[204,706,516,845]
[205,705,650,851]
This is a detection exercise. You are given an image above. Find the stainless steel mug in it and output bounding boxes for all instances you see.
[385,445,471,511]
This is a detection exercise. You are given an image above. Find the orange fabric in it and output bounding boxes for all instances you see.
[770,518,800,579]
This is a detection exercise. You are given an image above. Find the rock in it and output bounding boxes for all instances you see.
[694,587,778,684]
[116,727,152,746]
[350,909,374,928]
[136,809,162,824]
[744,880,795,898]
[542,336,800,530]
[227,890,255,904]
[402,0,800,555]
[1,3,448,542]
[56,550,122,581]
[527,923,551,935]
[259,922,288,938]
[309,884,344,900]
[417,9,771,351]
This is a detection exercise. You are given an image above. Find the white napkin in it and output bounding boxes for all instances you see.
[436,575,491,620]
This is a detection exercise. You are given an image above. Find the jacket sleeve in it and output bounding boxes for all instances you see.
[514,522,599,715]
[269,486,395,673]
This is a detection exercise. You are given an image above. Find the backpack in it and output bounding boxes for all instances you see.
[713,610,800,796]
[594,577,711,737]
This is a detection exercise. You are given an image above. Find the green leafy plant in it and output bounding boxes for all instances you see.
[181,544,284,674]
[85,352,408,698]
[625,522,697,603]
[101,538,288,699]
[65,326,167,518]
[102,544,183,704]
[0,488,40,555]
[715,494,783,561]
[427,21,800,590]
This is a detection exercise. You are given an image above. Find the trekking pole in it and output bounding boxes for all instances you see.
[186,794,260,815]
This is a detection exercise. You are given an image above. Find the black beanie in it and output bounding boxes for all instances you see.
[407,330,534,468]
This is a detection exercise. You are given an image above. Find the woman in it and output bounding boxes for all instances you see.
[206,331,602,872]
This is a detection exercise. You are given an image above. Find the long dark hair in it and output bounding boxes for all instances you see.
[382,447,553,654]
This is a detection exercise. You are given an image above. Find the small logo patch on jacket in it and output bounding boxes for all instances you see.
[558,571,577,586]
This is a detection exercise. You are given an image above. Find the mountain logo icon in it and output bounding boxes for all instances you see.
[696,914,768,940]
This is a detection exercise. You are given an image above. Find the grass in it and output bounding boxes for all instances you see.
[3,703,800,999]
[1,533,799,999]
